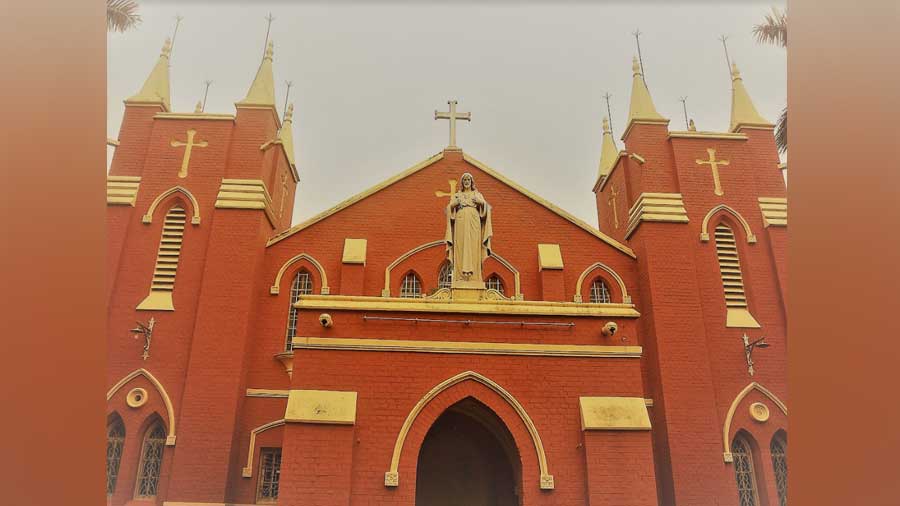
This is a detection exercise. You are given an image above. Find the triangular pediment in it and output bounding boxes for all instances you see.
[267,150,635,258]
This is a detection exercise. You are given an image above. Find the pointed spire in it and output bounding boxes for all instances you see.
[597,117,619,179]
[729,62,773,132]
[237,40,277,108]
[279,103,296,168]
[626,55,666,124]
[194,101,202,113]
[125,38,172,111]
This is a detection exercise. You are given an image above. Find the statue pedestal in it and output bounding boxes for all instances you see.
[451,287,485,301]
[451,279,486,301]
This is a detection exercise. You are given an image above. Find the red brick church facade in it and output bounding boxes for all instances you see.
[106,38,787,506]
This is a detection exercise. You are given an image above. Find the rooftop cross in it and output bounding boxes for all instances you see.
[434,100,471,150]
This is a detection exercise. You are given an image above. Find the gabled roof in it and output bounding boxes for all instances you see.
[266,150,636,258]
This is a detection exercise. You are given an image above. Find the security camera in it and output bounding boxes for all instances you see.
[319,313,333,328]
[601,322,618,337]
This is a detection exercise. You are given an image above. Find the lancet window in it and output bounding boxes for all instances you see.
[135,421,166,498]
[590,278,612,303]
[106,417,125,495]
[285,270,313,350]
[771,433,788,506]
[732,434,761,506]
[438,262,452,289]
[257,448,282,502]
[399,272,422,298]
[486,274,505,295]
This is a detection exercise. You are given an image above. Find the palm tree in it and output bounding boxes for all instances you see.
[753,7,787,153]
[107,0,141,33]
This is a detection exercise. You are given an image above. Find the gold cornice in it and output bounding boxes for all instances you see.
[463,153,636,259]
[214,178,276,228]
[246,388,289,398]
[625,192,689,239]
[107,176,141,206]
[668,131,749,140]
[293,336,642,358]
[621,118,670,142]
[266,152,445,246]
[293,294,640,318]
[153,112,236,121]
[758,197,787,227]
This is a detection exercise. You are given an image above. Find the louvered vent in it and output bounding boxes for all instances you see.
[137,206,186,311]
[714,223,761,328]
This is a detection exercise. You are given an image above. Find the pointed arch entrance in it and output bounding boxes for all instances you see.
[416,397,522,506]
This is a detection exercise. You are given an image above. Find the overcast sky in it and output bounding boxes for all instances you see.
[108,1,786,227]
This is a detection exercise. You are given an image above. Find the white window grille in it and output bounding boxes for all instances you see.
[135,422,166,498]
[257,448,282,502]
[399,273,422,298]
[771,434,787,506]
[106,419,125,495]
[590,279,611,303]
[438,262,452,289]
[732,435,760,506]
[285,270,313,350]
[486,275,505,295]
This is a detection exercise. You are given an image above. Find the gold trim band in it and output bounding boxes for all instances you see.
[668,131,749,140]
[625,192,689,238]
[246,388,289,398]
[758,197,787,227]
[107,176,141,206]
[292,336,642,358]
[294,294,640,318]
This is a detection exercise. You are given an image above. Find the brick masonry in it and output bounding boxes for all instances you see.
[106,97,787,505]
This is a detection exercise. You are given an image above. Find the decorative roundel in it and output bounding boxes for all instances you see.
[749,402,770,422]
[126,387,149,408]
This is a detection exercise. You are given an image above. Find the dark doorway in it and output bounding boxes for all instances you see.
[415,398,522,506]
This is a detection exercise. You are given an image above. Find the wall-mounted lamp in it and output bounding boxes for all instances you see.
[741,333,769,377]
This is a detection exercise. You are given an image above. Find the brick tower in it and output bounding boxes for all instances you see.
[593,58,788,505]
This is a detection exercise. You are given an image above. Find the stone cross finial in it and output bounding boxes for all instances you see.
[434,100,471,149]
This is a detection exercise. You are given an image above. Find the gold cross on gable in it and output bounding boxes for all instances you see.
[608,186,621,229]
[696,148,730,196]
[170,129,208,178]
[434,100,471,149]
[434,179,457,200]
[279,171,288,219]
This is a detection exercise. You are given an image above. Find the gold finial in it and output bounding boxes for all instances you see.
[194,101,202,113]
[688,119,697,131]
[602,117,611,134]
[284,103,294,122]
[729,61,772,132]
[597,116,619,180]
[264,40,274,61]
[632,56,641,75]
[125,36,173,111]
[161,37,173,57]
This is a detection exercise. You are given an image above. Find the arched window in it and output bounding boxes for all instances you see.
[106,416,125,495]
[285,270,313,350]
[486,274,505,295]
[589,278,612,303]
[732,434,761,506]
[438,262,453,289]
[137,205,187,310]
[771,433,787,506]
[400,272,422,298]
[257,447,282,502]
[135,421,166,498]
[714,222,760,327]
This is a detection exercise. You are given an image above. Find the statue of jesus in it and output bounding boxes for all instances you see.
[444,172,493,288]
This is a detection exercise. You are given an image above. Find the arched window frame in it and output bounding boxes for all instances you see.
[399,271,423,298]
[485,273,506,295]
[771,431,787,506]
[438,261,453,289]
[285,268,314,350]
[106,414,126,495]
[134,419,167,499]
[136,202,189,311]
[731,431,762,506]
[712,217,761,328]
